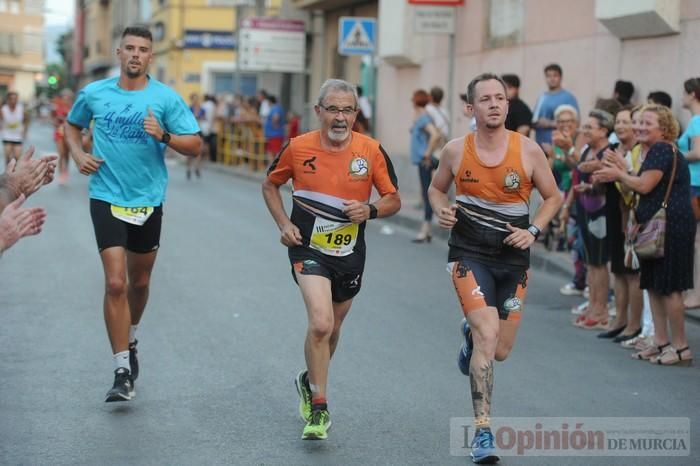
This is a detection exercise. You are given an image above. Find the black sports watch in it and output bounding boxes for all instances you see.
[527,224,541,240]
[368,204,378,219]
[161,131,171,144]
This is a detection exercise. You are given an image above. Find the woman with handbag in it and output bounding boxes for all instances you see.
[679,78,700,309]
[595,105,694,366]
[570,110,616,330]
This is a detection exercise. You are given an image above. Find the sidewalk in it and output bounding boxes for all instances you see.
[203,159,700,325]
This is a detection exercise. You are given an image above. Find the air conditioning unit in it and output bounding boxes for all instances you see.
[596,0,680,39]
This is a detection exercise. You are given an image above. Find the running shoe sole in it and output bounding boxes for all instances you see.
[471,453,500,464]
[105,387,135,402]
[301,420,332,440]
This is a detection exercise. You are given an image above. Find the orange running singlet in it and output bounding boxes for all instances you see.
[448,131,533,268]
[267,130,398,258]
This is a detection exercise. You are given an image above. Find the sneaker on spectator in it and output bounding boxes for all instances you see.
[583,286,590,299]
[571,301,588,315]
[560,283,584,296]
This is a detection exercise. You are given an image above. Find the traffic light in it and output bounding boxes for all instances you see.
[48,75,58,86]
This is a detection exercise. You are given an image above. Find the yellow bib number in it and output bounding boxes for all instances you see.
[309,217,359,257]
[110,205,154,226]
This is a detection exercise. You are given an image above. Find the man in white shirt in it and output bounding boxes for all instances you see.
[1,92,30,167]
[426,86,450,147]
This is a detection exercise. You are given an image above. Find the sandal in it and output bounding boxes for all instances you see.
[652,346,693,366]
[632,343,670,360]
[577,318,608,330]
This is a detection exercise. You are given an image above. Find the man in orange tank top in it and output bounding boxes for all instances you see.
[262,79,401,440]
[429,73,562,464]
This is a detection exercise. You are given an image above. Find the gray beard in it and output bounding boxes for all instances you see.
[328,128,348,142]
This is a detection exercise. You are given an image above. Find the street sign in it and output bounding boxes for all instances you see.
[338,17,376,56]
[184,30,236,49]
[414,6,456,34]
[408,0,464,5]
[238,18,306,73]
[209,0,255,5]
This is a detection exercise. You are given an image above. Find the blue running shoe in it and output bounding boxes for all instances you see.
[458,318,473,375]
[471,428,499,464]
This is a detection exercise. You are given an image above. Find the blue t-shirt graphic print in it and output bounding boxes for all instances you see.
[68,76,200,207]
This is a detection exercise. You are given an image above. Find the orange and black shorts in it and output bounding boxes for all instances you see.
[448,258,528,321]
[290,248,364,303]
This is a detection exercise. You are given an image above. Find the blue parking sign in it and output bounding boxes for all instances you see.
[338,17,376,56]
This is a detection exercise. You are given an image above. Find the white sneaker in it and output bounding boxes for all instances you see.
[560,283,584,296]
[571,301,588,315]
[583,286,590,299]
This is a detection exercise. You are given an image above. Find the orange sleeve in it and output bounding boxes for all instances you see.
[372,144,399,196]
[266,141,293,186]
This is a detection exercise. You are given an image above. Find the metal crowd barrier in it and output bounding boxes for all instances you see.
[216,123,267,171]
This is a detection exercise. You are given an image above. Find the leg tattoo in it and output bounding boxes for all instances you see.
[470,360,494,427]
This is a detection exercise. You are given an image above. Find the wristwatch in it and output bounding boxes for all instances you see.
[527,224,541,239]
[368,204,378,219]
[161,131,171,144]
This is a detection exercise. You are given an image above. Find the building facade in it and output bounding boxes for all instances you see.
[295,0,700,159]
[0,0,45,100]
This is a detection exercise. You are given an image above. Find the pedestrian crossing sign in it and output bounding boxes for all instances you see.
[338,17,376,56]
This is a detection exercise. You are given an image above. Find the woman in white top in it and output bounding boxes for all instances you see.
[1,92,29,167]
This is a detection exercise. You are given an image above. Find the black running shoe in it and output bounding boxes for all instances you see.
[105,368,134,402]
[129,340,139,380]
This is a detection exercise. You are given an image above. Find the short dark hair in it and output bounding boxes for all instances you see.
[466,73,507,104]
[594,98,622,117]
[121,26,153,42]
[544,64,562,76]
[614,80,634,105]
[647,91,672,108]
[268,95,277,104]
[684,78,700,101]
[501,74,520,89]
[429,86,444,104]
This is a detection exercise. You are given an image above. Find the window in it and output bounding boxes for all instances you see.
[23,32,42,53]
[486,0,524,49]
[24,0,45,15]
[9,0,20,14]
[0,1,7,13]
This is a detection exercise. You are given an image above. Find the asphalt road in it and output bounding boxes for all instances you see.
[1,122,699,465]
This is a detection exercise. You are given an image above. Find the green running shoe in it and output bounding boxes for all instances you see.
[302,409,331,440]
[295,370,312,422]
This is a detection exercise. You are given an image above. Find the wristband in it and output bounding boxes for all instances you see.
[527,224,541,239]
[368,204,378,219]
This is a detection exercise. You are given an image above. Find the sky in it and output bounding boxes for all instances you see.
[43,0,75,63]
[45,0,74,27]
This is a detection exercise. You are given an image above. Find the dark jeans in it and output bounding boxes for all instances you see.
[418,163,434,222]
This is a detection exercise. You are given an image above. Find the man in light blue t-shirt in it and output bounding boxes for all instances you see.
[65,26,201,403]
[531,63,579,146]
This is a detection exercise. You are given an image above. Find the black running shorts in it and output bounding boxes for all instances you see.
[289,248,365,303]
[90,199,163,253]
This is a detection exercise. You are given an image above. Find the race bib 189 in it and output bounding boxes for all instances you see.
[309,217,359,257]
[110,205,154,226]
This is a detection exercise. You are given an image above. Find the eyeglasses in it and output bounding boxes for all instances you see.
[320,105,357,116]
[582,124,601,130]
[556,119,575,125]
